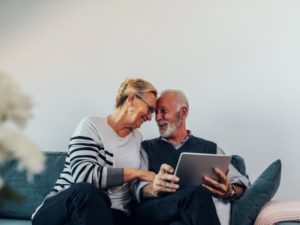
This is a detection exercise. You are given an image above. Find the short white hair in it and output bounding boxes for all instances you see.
[160,89,189,112]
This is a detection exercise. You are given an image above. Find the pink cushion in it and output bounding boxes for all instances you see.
[254,201,300,225]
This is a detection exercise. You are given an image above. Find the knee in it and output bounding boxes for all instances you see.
[182,186,212,200]
[70,183,110,206]
[186,186,209,195]
[71,182,98,196]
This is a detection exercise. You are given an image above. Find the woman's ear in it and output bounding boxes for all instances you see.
[126,92,135,106]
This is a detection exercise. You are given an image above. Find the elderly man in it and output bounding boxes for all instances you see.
[131,90,250,225]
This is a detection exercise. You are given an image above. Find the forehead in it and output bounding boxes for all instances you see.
[157,93,177,109]
[142,92,156,106]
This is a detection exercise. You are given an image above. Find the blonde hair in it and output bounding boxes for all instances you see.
[115,78,157,108]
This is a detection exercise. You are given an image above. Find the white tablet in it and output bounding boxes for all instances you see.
[174,152,232,188]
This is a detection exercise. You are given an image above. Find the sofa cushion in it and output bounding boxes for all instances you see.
[254,201,300,225]
[0,152,66,219]
[277,223,300,225]
[230,159,282,225]
[0,219,32,225]
[231,155,247,177]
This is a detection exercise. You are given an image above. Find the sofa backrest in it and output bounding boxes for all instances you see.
[0,151,247,220]
[0,152,67,220]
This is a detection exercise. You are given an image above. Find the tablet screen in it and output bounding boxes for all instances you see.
[174,152,232,188]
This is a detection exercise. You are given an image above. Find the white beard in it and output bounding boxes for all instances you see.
[159,121,178,138]
[158,116,182,138]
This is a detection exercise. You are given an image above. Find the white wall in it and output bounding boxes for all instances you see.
[0,0,299,201]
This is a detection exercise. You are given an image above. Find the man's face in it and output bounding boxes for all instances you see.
[155,93,182,138]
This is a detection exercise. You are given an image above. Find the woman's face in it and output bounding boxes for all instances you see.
[129,92,156,128]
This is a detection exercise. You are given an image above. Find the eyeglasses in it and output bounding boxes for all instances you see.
[135,94,155,116]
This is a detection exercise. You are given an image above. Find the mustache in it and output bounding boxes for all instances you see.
[157,120,169,126]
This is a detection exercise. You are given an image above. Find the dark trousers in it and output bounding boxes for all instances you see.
[131,186,221,225]
[32,183,129,225]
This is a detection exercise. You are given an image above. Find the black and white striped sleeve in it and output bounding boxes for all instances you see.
[68,118,123,189]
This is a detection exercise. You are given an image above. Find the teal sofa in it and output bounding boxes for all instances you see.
[0,152,299,225]
[0,152,66,225]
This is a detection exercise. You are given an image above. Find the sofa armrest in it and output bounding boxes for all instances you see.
[254,201,300,225]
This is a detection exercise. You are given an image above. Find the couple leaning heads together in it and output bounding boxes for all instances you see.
[32,78,250,225]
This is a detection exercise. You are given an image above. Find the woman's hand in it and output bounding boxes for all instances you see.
[123,168,156,182]
[137,170,156,182]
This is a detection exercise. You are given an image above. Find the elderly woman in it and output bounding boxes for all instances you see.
[32,79,157,225]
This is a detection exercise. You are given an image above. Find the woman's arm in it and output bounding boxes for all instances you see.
[123,168,155,183]
[69,135,124,189]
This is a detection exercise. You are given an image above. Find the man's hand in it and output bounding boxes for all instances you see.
[202,167,231,199]
[152,164,180,196]
[143,164,180,198]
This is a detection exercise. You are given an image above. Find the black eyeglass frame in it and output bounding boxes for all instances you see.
[135,94,155,116]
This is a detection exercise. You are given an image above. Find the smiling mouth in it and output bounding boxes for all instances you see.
[158,122,167,130]
[160,125,167,130]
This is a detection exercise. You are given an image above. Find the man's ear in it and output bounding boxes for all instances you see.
[180,106,188,119]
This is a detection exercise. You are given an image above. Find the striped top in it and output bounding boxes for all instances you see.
[38,116,146,215]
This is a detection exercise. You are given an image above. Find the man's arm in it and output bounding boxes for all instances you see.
[132,148,179,201]
[203,167,245,200]
[202,146,250,201]
[142,183,156,198]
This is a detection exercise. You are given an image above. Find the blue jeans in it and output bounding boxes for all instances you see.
[131,186,221,225]
[32,183,129,225]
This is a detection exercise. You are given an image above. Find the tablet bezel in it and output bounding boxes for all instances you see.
[174,152,232,188]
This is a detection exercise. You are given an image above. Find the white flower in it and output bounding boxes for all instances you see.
[0,127,45,180]
[0,73,32,128]
[0,72,45,187]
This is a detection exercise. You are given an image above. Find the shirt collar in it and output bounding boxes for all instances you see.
[160,130,192,149]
